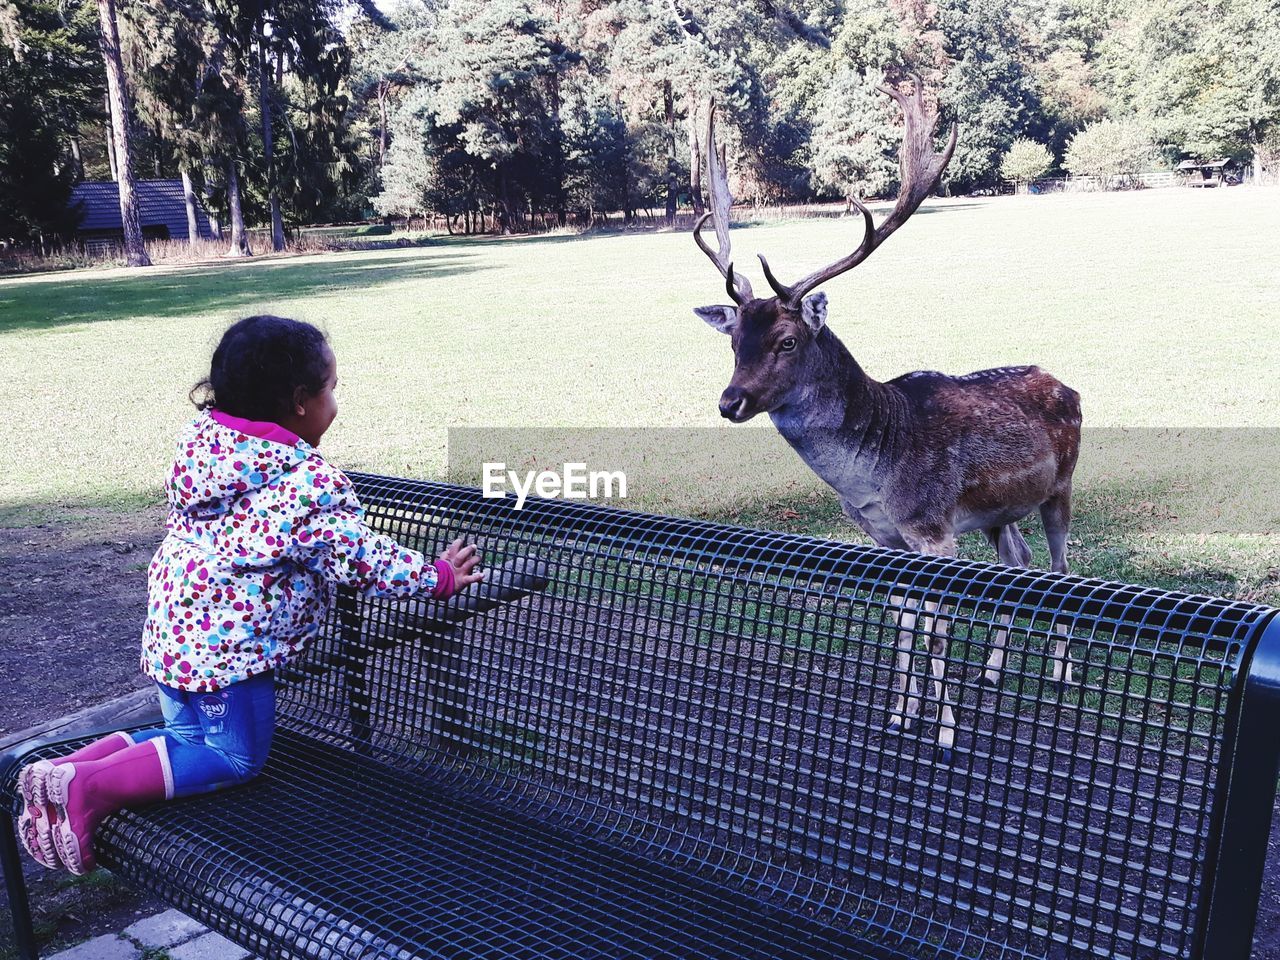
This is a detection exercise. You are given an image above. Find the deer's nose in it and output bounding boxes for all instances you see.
[719,388,750,422]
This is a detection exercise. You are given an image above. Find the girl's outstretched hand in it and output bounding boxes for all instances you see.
[440,537,484,592]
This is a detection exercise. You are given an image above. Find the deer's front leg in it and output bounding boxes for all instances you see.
[985,612,1012,686]
[888,592,922,733]
[1050,621,1074,686]
[900,532,959,761]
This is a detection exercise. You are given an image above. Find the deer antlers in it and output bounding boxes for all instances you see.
[693,101,754,305]
[695,75,958,306]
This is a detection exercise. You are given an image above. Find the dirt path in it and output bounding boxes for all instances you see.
[0,509,163,738]
[1,509,1276,958]
[0,508,169,958]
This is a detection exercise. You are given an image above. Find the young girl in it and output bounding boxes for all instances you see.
[18,314,483,875]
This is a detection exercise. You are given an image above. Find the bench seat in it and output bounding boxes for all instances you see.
[7,727,919,960]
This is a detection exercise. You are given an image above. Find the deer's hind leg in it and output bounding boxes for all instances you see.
[1040,491,1075,685]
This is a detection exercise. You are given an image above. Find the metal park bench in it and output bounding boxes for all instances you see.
[4,473,1279,960]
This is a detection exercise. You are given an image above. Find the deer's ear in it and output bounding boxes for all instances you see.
[694,305,738,335]
[801,293,828,332]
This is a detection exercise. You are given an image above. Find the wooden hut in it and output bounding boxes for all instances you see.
[1176,159,1239,187]
[70,179,215,253]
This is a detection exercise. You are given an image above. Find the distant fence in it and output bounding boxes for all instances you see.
[1027,170,1186,193]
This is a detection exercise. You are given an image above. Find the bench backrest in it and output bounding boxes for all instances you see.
[276,475,1280,960]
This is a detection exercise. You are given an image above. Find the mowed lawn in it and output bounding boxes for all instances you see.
[2,187,1278,600]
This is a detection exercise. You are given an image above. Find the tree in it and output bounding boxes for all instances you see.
[810,69,898,203]
[157,0,257,254]
[1063,117,1154,187]
[371,98,435,220]
[96,0,150,265]
[1008,0,1107,160]
[1000,137,1053,190]
[595,0,698,224]
[1189,0,1280,181]
[121,0,225,246]
[264,1,363,228]
[381,0,566,233]
[9,0,1277,247]
[256,10,284,250]
[187,0,353,251]
[0,0,101,249]
[936,0,1046,191]
[559,65,634,223]
[1097,0,1279,176]
[348,2,431,176]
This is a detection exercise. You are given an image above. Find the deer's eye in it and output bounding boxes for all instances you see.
[780,337,798,352]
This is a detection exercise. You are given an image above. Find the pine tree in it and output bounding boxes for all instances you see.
[408,0,563,232]
[121,0,227,245]
[0,0,101,248]
[811,69,898,203]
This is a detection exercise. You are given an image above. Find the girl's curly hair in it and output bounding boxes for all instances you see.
[190,315,330,421]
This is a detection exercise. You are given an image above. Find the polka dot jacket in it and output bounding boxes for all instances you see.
[141,410,439,692]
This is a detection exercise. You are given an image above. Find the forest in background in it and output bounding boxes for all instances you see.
[2,0,1278,247]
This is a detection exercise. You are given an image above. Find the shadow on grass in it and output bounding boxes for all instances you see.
[0,487,164,528]
[0,249,487,333]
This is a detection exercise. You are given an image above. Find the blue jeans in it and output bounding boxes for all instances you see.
[130,671,276,799]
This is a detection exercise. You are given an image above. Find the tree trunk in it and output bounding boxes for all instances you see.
[1252,136,1265,185]
[181,169,200,245]
[104,94,118,181]
[226,159,252,256]
[202,164,222,240]
[70,138,85,182]
[548,67,567,227]
[258,16,285,252]
[96,0,150,267]
[663,80,677,226]
[497,171,512,234]
[378,83,389,169]
[687,103,704,218]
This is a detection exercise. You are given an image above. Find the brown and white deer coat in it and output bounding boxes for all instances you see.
[692,82,1082,761]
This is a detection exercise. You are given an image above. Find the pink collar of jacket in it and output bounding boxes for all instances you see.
[209,409,302,447]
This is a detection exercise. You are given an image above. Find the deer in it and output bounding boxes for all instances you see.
[691,79,1082,763]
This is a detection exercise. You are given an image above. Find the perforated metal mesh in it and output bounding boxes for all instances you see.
[5,476,1277,960]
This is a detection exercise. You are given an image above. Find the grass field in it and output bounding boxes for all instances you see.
[1,187,1278,601]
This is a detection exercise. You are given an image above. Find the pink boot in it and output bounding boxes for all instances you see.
[45,739,171,875]
[17,733,136,869]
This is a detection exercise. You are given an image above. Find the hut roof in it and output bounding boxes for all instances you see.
[70,179,212,238]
